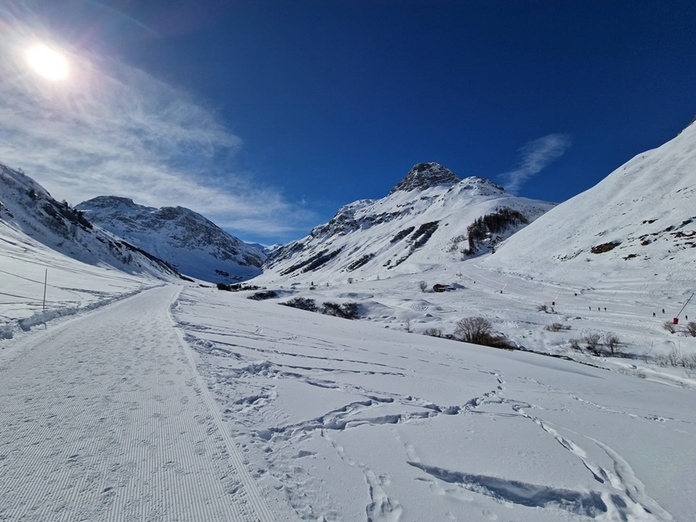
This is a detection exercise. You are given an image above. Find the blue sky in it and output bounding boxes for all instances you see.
[1,1,695,244]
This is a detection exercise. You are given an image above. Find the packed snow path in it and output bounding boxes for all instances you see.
[0,286,276,522]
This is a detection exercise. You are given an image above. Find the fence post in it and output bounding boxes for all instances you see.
[42,269,47,312]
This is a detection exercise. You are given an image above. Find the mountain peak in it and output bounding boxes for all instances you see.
[389,162,461,194]
[82,196,143,211]
[77,196,266,283]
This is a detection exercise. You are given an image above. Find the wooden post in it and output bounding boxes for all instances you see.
[42,269,47,312]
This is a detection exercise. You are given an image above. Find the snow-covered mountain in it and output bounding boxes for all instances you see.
[77,197,266,284]
[0,162,178,279]
[259,162,554,282]
[484,119,696,290]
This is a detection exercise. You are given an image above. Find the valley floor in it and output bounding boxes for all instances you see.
[1,283,695,521]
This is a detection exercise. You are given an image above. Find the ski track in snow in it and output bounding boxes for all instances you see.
[0,286,277,522]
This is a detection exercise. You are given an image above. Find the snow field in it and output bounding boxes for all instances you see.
[175,285,696,521]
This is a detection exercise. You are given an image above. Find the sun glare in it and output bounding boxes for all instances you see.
[25,44,69,81]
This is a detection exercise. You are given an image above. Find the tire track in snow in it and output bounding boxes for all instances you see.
[0,286,278,521]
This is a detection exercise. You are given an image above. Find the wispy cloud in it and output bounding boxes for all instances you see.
[500,134,572,194]
[0,10,314,242]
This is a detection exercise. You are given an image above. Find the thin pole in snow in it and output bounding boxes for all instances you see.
[42,269,47,312]
[676,292,694,318]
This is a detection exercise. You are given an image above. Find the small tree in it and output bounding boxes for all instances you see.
[419,281,428,293]
[604,332,620,355]
[455,317,494,344]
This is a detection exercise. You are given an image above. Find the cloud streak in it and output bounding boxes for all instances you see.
[0,9,314,242]
[500,134,572,194]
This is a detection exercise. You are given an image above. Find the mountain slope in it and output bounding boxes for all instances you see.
[258,162,553,283]
[483,120,696,291]
[0,162,178,279]
[77,197,266,284]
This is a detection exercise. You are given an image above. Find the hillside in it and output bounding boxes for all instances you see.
[0,163,178,279]
[78,196,266,284]
[483,120,696,299]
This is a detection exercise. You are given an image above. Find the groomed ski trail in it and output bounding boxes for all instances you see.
[0,285,278,522]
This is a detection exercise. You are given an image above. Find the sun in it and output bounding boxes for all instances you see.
[25,44,69,81]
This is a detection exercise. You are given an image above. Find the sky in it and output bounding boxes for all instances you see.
[1,0,695,245]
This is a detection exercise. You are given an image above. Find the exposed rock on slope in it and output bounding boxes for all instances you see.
[389,162,462,193]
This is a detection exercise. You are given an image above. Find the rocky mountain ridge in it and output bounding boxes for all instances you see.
[258,162,554,283]
[0,163,179,279]
[77,196,266,284]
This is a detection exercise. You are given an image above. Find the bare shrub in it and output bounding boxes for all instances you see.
[545,323,571,332]
[569,338,581,350]
[685,354,696,370]
[537,304,549,313]
[455,317,493,344]
[604,332,621,355]
[321,302,360,320]
[281,297,318,312]
[419,281,428,293]
[583,332,602,354]
[454,317,514,349]
[663,321,677,334]
[656,348,696,370]
[423,328,443,338]
[687,322,696,337]
[248,290,279,301]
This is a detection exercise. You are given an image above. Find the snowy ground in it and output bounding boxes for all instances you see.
[252,260,696,389]
[175,285,696,521]
[2,235,696,520]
